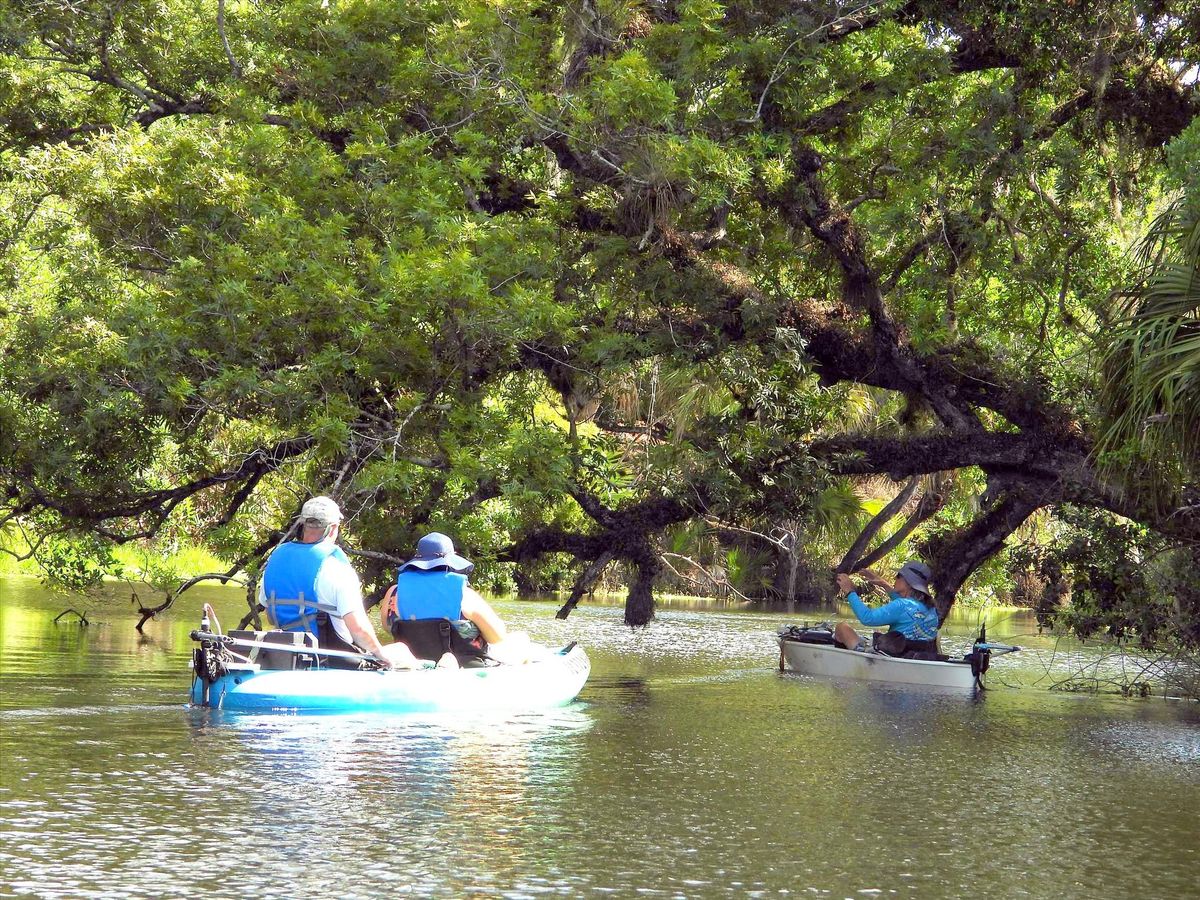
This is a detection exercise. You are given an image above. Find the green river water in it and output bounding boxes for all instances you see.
[1,574,1197,898]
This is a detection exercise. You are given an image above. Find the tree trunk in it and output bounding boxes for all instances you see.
[625,545,660,626]
[853,481,947,572]
[928,489,1047,620]
[513,565,540,599]
[770,533,826,612]
[838,476,921,572]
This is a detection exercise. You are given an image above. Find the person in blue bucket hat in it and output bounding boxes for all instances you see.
[404,532,477,575]
[833,561,940,658]
[380,532,511,668]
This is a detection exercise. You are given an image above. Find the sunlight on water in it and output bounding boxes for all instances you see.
[1,575,1198,898]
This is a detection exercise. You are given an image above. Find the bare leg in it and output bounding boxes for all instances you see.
[834,622,864,651]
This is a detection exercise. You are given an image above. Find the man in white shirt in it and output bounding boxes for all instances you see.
[258,496,417,669]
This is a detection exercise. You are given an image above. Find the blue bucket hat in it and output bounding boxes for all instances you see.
[399,532,474,575]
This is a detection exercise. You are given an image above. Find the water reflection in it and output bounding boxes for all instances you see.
[193,706,592,771]
[178,706,594,897]
[3,576,1200,899]
[843,679,983,744]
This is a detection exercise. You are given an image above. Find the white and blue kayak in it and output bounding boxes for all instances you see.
[189,629,590,713]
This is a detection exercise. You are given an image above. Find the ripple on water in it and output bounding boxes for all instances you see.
[1,582,1199,899]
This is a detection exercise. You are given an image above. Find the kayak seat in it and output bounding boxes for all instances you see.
[229,629,318,670]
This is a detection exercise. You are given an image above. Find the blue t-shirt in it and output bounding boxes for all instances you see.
[847,591,939,641]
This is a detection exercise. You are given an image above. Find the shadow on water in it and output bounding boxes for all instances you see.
[583,675,652,708]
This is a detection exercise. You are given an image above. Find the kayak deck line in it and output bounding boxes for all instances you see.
[189,629,390,665]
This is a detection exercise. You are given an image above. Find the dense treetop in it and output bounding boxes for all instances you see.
[1,1,1196,635]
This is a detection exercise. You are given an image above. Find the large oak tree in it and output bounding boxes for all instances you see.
[1,0,1197,626]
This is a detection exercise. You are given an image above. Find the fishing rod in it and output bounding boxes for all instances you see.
[189,630,387,666]
[975,643,1022,655]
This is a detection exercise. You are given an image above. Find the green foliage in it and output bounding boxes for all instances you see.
[0,0,1194,629]
[35,532,124,595]
[113,541,230,592]
[592,51,678,129]
[1100,166,1200,505]
[1012,507,1200,650]
[713,545,769,597]
[808,481,868,545]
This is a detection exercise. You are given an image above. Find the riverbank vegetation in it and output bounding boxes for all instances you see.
[1,1,1197,650]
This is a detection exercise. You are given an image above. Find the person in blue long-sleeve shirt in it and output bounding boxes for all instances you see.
[833,561,939,656]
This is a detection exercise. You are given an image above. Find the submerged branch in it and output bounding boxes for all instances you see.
[556,550,616,619]
[135,571,246,632]
[134,531,283,631]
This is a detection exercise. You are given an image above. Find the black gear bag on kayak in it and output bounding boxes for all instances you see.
[388,618,490,666]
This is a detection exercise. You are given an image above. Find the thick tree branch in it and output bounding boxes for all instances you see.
[503,492,698,623]
[134,532,281,630]
[772,148,980,431]
[810,431,1048,480]
[20,435,315,529]
[837,476,920,572]
[852,483,947,572]
[929,489,1049,620]
[556,550,616,619]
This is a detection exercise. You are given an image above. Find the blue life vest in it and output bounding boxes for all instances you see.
[262,541,348,635]
[394,569,467,621]
[389,569,486,664]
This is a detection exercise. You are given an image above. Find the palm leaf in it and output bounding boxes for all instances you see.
[1100,193,1200,505]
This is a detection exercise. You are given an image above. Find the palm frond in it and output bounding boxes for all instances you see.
[1100,193,1200,506]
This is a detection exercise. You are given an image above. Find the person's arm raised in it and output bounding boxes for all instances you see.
[847,595,906,628]
[859,569,893,592]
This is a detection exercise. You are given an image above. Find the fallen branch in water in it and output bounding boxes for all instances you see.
[53,607,89,625]
[1025,634,1199,700]
[135,572,248,632]
[659,552,752,603]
